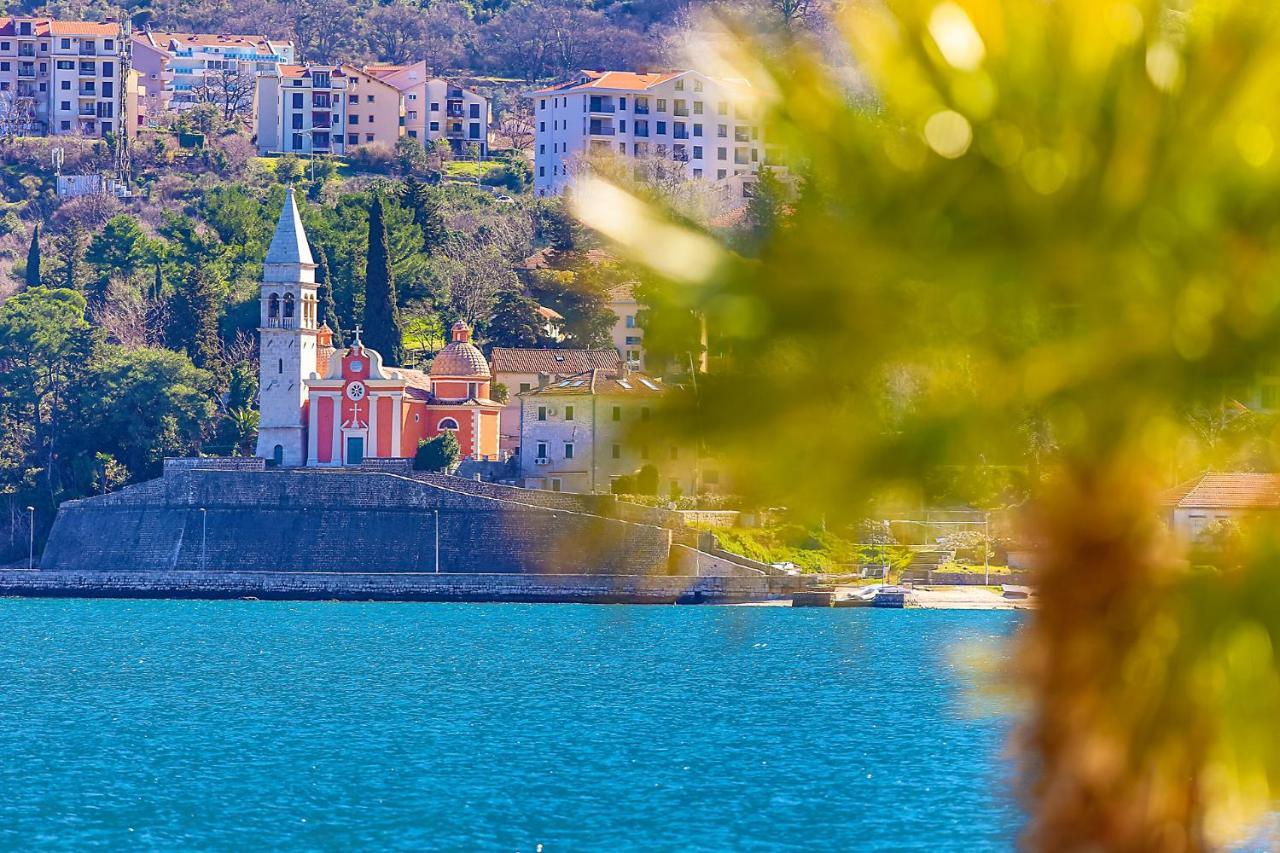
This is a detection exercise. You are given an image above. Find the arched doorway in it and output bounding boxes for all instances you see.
[272,444,284,467]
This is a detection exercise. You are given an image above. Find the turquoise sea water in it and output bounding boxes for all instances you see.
[0,601,1021,851]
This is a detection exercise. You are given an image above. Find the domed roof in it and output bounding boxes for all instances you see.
[430,320,490,378]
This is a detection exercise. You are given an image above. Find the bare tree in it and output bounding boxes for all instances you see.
[94,274,169,349]
[497,100,536,152]
[190,65,256,126]
[0,90,35,141]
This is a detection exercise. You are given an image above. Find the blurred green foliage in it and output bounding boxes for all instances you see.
[579,0,1280,847]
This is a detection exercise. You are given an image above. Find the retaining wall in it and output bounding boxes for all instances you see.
[0,569,776,604]
[41,469,674,577]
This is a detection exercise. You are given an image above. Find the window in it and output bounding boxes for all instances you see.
[278,359,283,374]
[348,115,358,125]
[551,478,562,492]
[718,124,727,138]
[693,124,703,137]
[675,79,684,91]
[101,61,113,76]
[292,93,303,109]
[348,134,358,145]
[60,100,69,110]
[538,406,547,421]
[539,98,545,109]
[612,444,621,459]
[469,102,479,118]
[717,169,727,179]
[693,168,703,178]
[625,315,635,328]
[693,146,703,159]
[565,405,574,421]
[519,382,532,393]
[539,120,545,132]
[694,101,704,114]
[564,443,574,460]
[717,147,727,161]
[430,102,439,111]
[439,418,459,430]
[657,98,667,112]
[611,406,621,421]
[539,166,545,177]
[536,441,548,459]
[292,133,303,150]
[430,121,439,131]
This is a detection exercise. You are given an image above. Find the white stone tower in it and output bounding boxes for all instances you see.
[256,187,319,467]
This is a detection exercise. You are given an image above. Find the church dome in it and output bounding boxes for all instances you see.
[430,320,490,378]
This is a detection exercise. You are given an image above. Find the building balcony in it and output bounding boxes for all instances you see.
[17,47,34,58]
[589,124,615,136]
[17,66,34,78]
[673,130,689,140]
[79,46,98,56]
[78,106,95,116]
[634,106,650,115]
[634,129,649,138]
[589,103,615,114]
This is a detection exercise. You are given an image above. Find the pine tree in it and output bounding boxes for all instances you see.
[315,243,343,347]
[486,288,547,350]
[363,194,404,366]
[24,224,40,289]
[167,266,220,369]
[54,224,88,293]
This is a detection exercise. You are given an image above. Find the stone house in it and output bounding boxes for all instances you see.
[490,347,622,455]
[517,368,725,495]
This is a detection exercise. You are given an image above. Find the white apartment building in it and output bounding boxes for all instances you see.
[256,64,404,156]
[531,69,763,196]
[0,17,134,139]
[132,30,293,117]
[364,62,490,155]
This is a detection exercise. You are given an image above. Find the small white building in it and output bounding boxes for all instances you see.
[530,69,764,196]
[490,347,623,455]
[364,62,490,155]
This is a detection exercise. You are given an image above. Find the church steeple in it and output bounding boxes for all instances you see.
[266,186,315,268]
[257,187,320,468]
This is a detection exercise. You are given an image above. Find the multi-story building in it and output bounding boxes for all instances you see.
[0,16,135,139]
[530,69,763,196]
[364,61,490,155]
[132,30,293,118]
[518,368,724,496]
[606,283,645,370]
[490,347,623,455]
[256,63,404,155]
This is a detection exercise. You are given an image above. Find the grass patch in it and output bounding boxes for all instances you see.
[707,524,913,574]
[444,160,504,180]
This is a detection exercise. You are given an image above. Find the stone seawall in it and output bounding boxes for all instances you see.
[41,469,674,577]
[0,570,776,604]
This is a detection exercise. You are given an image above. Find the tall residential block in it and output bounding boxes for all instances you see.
[132,30,294,119]
[256,63,404,155]
[364,62,490,155]
[0,16,135,139]
[531,70,763,196]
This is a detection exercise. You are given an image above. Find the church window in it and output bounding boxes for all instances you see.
[438,418,459,431]
[278,359,283,374]
[268,293,279,318]
[283,293,295,319]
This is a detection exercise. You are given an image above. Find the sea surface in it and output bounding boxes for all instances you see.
[0,601,1022,851]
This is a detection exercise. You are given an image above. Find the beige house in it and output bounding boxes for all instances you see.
[256,63,403,155]
[606,283,644,369]
[0,16,135,139]
[1160,472,1280,539]
[490,347,622,455]
[364,61,490,155]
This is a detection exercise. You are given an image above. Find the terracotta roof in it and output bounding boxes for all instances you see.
[49,20,117,36]
[606,283,636,303]
[0,18,119,37]
[519,246,617,271]
[491,348,622,376]
[141,31,279,51]
[520,368,670,397]
[532,70,686,95]
[1159,473,1280,509]
[535,304,564,321]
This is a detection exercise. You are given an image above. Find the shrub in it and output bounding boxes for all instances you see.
[414,432,460,472]
[635,464,659,495]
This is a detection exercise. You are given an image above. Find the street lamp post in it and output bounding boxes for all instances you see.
[200,507,208,572]
[26,506,34,571]
[433,509,440,573]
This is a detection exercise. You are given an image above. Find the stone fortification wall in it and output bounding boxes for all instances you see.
[41,469,672,576]
[408,472,611,514]
[0,569,774,604]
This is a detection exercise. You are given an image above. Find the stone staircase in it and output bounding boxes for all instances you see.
[897,549,956,583]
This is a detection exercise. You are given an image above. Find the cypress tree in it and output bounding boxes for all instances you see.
[402,176,446,252]
[167,266,220,369]
[362,194,404,366]
[315,243,343,347]
[55,224,87,292]
[24,223,40,289]
[152,263,163,302]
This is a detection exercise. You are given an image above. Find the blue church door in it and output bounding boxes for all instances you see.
[346,436,364,465]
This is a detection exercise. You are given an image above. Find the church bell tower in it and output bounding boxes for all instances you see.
[256,187,319,467]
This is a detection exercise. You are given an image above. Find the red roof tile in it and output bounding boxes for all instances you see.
[491,348,622,375]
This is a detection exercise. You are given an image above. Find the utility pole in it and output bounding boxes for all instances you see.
[433,509,440,573]
[200,507,208,572]
[26,506,34,570]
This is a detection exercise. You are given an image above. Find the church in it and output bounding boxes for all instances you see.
[255,188,503,467]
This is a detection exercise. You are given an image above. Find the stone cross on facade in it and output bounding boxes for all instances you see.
[352,324,364,346]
